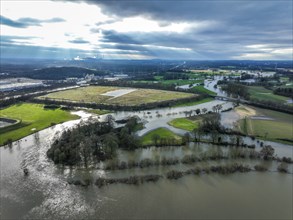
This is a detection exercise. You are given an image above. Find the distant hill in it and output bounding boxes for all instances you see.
[23,67,106,80]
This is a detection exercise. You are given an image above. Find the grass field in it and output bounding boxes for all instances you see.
[237,106,292,144]
[168,118,199,131]
[190,86,217,96]
[172,97,214,107]
[40,86,195,106]
[141,128,182,145]
[0,103,79,145]
[247,86,289,103]
[40,86,117,103]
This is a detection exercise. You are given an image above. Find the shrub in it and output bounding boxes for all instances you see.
[277,162,288,173]
[254,164,268,172]
[166,170,184,179]
[260,145,275,160]
[281,157,292,164]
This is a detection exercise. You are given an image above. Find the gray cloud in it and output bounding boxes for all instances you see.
[1,15,65,28]
[0,42,95,59]
[1,0,292,60]
[1,35,38,43]
[69,38,90,44]
[1,16,28,28]
[85,0,292,59]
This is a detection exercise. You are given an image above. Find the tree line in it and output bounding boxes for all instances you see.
[47,116,141,167]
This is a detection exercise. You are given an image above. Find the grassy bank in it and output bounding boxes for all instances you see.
[141,128,182,145]
[168,118,199,131]
[172,97,213,107]
[0,103,79,145]
[190,86,217,96]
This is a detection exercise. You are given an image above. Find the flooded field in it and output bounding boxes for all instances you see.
[1,106,292,219]
[0,118,18,128]
[1,78,292,220]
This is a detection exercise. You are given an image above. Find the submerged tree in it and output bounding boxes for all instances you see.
[260,145,275,160]
[47,117,141,166]
[277,162,288,173]
[198,113,222,133]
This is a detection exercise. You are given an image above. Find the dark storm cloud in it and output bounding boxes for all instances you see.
[86,0,291,27]
[99,30,140,45]
[98,42,147,52]
[99,27,292,59]
[0,15,65,28]
[81,0,292,59]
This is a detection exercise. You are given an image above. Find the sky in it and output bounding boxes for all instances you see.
[0,0,292,60]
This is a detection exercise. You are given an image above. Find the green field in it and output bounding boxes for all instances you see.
[238,106,292,144]
[172,97,213,107]
[190,86,217,96]
[141,128,182,145]
[247,86,289,103]
[40,86,195,106]
[0,103,79,145]
[168,118,199,131]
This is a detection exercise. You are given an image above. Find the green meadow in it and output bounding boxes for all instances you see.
[0,103,79,145]
[247,86,289,103]
[168,118,199,131]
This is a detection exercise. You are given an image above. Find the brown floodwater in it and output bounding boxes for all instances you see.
[1,105,292,219]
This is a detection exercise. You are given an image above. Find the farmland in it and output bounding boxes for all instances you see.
[39,86,196,106]
[0,103,79,145]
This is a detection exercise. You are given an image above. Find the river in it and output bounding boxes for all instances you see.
[1,81,292,219]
